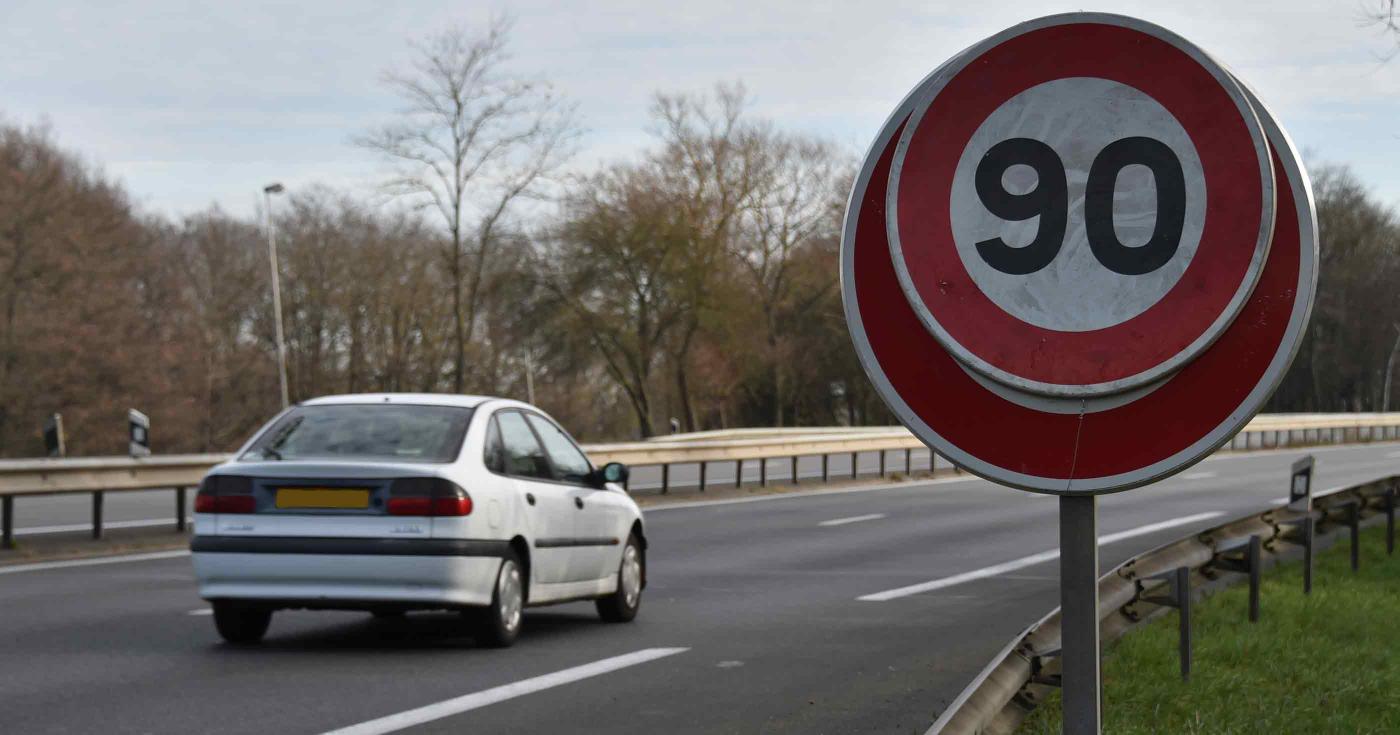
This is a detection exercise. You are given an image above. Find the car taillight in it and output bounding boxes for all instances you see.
[387,477,472,517]
[195,475,254,514]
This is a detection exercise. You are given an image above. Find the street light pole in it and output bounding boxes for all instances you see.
[263,183,289,409]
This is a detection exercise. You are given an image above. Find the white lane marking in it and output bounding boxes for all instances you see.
[819,513,886,527]
[1180,471,1217,480]
[188,608,213,616]
[1388,450,1400,458]
[0,550,190,576]
[857,511,1224,602]
[15,518,189,536]
[321,647,689,735]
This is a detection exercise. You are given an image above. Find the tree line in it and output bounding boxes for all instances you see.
[1,20,1397,457]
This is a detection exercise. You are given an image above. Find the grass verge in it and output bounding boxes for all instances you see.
[1018,523,1400,733]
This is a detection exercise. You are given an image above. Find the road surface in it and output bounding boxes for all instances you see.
[4,441,1397,734]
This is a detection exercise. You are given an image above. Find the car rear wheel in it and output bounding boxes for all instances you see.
[596,535,643,623]
[473,553,524,647]
[212,601,272,644]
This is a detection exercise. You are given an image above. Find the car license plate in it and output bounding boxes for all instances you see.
[275,488,370,509]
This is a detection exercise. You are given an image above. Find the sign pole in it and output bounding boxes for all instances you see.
[1059,494,1101,734]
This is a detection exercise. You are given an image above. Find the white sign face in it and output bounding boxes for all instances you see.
[949,77,1208,333]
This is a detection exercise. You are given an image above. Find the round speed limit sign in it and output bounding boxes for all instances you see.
[842,13,1317,493]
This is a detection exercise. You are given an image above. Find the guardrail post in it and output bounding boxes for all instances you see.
[92,491,105,540]
[791,457,799,485]
[735,460,742,489]
[1215,535,1261,622]
[1383,484,1394,554]
[1277,513,1314,594]
[176,487,187,532]
[1348,502,1360,572]
[822,454,829,483]
[905,448,912,474]
[661,463,670,495]
[1139,566,1192,682]
[851,452,858,480]
[760,458,768,487]
[2,496,13,549]
[699,462,707,493]
[879,451,886,478]
[1302,515,1313,593]
[1250,535,1264,622]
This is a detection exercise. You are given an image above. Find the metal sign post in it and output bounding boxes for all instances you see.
[1060,496,1101,732]
[840,13,1317,734]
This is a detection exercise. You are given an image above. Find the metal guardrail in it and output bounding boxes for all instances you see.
[2,414,1400,549]
[927,473,1400,734]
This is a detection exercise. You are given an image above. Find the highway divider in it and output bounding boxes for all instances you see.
[2,413,1400,549]
[926,473,1400,734]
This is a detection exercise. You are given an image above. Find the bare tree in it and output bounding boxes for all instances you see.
[358,17,577,393]
[735,133,847,426]
[1364,1,1400,59]
[546,164,691,437]
[649,83,766,430]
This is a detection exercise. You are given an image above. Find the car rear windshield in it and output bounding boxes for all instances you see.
[241,404,474,463]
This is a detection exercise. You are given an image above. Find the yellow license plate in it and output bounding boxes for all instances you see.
[275,488,371,509]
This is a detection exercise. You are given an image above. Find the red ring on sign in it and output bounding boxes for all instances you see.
[891,22,1268,391]
[863,123,1299,484]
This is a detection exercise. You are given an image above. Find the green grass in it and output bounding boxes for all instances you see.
[1018,524,1400,734]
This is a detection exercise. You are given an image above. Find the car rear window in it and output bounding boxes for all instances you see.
[241,404,474,463]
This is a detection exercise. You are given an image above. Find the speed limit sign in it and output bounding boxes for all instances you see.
[843,13,1316,495]
[846,15,1318,733]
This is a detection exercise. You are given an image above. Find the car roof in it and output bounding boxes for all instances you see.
[299,393,495,409]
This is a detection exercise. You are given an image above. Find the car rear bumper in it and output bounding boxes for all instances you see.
[191,536,509,608]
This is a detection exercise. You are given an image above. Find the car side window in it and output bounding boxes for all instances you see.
[483,416,506,473]
[525,413,593,484]
[494,411,553,480]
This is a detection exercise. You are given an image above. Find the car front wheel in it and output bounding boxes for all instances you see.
[596,535,643,623]
[212,601,272,644]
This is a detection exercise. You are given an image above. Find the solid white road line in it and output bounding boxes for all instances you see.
[819,513,886,527]
[1180,471,1217,480]
[320,647,690,735]
[15,518,189,536]
[857,511,1224,602]
[187,608,213,616]
[0,549,190,575]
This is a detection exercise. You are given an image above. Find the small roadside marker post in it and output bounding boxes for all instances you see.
[842,13,1317,733]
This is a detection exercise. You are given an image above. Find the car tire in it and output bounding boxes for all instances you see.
[596,535,643,623]
[212,601,272,644]
[473,552,524,647]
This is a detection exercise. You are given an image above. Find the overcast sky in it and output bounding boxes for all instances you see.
[4,0,1398,220]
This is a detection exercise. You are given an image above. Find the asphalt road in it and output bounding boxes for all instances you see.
[4,441,1398,734]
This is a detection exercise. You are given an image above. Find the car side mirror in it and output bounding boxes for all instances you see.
[598,462,629,487]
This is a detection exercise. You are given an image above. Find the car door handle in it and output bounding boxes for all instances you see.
[525,493,536,506]
[575,497,584,509]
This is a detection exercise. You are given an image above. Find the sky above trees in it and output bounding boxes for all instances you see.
[3,1,1398,219]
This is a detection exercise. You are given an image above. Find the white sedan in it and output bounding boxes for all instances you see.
[190,393,646,647]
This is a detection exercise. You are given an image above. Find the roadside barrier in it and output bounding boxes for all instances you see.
[926,473,1399,734]
[2,413,1399,549]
